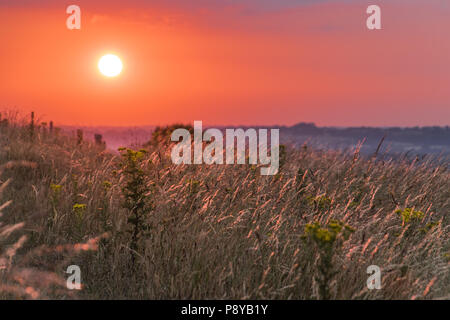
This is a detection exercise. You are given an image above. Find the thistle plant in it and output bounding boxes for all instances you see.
[117,148,153,263]
[303,220,355,299]
[396,208,424,225]
[72,203,86,239]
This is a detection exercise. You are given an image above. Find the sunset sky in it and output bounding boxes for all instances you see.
[0,0,449,127]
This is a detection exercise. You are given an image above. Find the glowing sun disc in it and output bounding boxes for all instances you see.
[98,54,123,77]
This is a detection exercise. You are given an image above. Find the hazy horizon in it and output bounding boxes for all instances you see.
[57,122,448,129]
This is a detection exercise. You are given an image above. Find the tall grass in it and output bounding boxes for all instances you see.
[0,112,448,299]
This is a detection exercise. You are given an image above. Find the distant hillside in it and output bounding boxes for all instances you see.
[281,123,450,156]
[60,123,450,156]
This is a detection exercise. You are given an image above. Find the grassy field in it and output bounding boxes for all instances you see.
[0,113,448,299]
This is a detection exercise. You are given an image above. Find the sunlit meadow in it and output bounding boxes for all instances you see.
[0,112,448,299]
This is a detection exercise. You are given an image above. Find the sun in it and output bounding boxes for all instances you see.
[98,54,123,77]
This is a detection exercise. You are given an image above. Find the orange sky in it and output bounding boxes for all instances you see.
[0,0,449,126]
